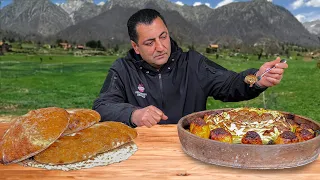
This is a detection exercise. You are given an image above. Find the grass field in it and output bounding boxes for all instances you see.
[0,53,319,122]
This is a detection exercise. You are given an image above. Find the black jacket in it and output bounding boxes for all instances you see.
[92,39,266,127]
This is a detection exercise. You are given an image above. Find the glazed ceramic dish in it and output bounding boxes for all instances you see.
[177,108,320,169]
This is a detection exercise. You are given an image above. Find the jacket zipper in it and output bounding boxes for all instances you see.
[158,73,164,110]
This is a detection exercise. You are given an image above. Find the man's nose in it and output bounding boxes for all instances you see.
[155,40,164,51]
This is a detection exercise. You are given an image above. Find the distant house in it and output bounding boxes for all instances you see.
[312,53,320,59]
[59,43,72,50]
[76,45,85,50]
[209,44,219,49]
[0,41,12,54]
[206,44,219,53]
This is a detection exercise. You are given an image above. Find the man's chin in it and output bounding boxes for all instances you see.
[151,60,168,69]
[156,59,168,65]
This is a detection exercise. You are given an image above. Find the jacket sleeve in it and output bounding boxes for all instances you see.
[194,53,267,102]
[92,67,139,127]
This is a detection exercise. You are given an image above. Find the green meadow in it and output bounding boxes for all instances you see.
[0,54,319,122]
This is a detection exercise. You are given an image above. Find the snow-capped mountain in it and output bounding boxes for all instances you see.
[58,0,101,24]
[303,20,320,36]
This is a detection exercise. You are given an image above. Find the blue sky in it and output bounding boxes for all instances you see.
[1,0,319,22]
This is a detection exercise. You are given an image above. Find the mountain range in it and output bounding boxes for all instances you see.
[303,20,320,36]
[58,0,103,24]
[0,0,72,36]
[0,0,319,47]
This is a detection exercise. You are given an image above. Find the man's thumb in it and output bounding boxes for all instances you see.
[162,114,168,120]
[265,57,281,67]
[272,57,281,64]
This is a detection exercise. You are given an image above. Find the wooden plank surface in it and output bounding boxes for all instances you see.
[0,122,319,180]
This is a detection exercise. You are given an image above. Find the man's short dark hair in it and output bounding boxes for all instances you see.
[127,9,167,43]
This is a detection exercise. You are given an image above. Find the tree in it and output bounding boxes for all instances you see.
[85,40,105,50]
[37,41,41,48]
[258,48,263,60]
[86,40,98,49]
[97,40,105,50]
[56,39,63,45]
[188,43,195,51]
[114,44,119,53]
[285,48,290,58]
[206,47,212,53]
[8,38,15,43]
[281,44,285,52]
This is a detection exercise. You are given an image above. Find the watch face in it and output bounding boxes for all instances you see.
[244,74,258,87]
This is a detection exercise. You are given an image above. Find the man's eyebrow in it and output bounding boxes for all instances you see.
[159,32,167,36]
[143,31,167,43]
[144,38,155,43]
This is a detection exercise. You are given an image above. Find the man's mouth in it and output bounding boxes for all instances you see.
[155,53,166,59]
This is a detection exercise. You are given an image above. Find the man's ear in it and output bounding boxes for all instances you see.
[131,40,140,54]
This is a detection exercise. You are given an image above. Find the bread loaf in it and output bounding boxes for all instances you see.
[34,121,137,165]
[20,142,138,171]
[0,141,3,164]
[62,109,100,136]
[0,107,69,164]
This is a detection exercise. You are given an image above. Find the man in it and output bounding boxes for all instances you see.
[93,9,288,128]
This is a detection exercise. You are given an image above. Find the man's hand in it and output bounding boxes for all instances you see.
[255,57,288,88]
[131,105,168,128]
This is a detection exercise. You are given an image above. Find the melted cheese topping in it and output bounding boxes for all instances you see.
[205,108,288,144]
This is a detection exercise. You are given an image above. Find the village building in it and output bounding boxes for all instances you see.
[76,45,85,50]
[0,40,12,54]
[59,43,72,50]
[206,44,219,53]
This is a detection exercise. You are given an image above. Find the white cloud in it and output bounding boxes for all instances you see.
[295,14,306,22]
[175,1,184,6]
[193,2,202,6]
[97,2,105,6]
[306,0,320,7]
[295,11,320,22]
[205,3,211,8]
[291,0,305,10]
[215,0,235,9]
[267,0,273,2]
[55,3,60,6]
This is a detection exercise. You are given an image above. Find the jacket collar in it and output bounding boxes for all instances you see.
[126,38,182,74]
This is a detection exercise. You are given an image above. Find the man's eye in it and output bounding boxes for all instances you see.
[145,42,153,46]
[160,35,167,39]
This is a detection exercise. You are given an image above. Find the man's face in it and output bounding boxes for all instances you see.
[131,17,171,69]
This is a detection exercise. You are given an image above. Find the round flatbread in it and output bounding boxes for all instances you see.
[34,122,137,165]
[19,141,138,171]
[0,107,70,164]
[62,109,101,136]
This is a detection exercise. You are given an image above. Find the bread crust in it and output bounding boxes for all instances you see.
[0,141,3,164]
[34,122,137,165]
[62,109,101,136]
[0,107,69,164]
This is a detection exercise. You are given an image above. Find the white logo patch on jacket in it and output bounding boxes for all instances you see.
[135,83,147,98]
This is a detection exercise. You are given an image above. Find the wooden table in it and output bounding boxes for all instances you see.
[0,123,319,180]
